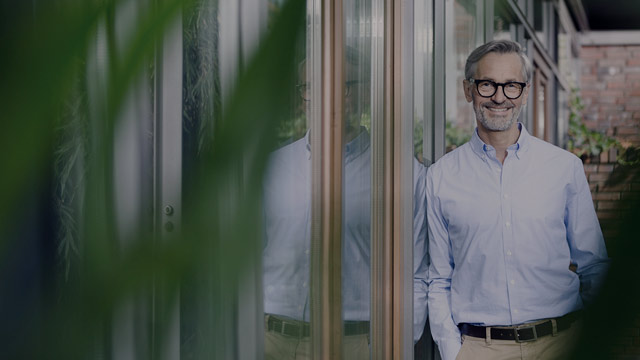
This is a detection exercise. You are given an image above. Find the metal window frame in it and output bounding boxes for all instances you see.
[310,0,344,359]
[154,6,183,360]
[370,0,392,356]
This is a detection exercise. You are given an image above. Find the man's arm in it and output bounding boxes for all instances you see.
[566,157,610,305]
[426,167,462,360]
[413,160,429,343]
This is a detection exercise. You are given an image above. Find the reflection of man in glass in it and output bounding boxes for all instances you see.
[262,49,429,359]
[426,40,609,360]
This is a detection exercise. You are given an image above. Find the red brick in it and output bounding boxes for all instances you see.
[629,58,640,66]
[599,164,616,172]
[597,210,620,219]
[630,89,640,96]
[581,50,605,59]
[634,112,640,119]
[625,66,640,74]
[581,89,600,98]
[601,183,630,191]
[607,81,627,89]
[593,192,620,200]
[582,74,598,82]
[589,173,610,182]
[617,126,639,135]
[583,164,598,173]
[599,59,626,67]
[628,73,640,80]
[601,90,625,98]
[600,104,625,112]
[600,151,610,163]
[598,201,622,210]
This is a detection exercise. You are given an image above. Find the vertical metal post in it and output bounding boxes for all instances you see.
[311,0,344,359]
[433,0,446,161]
[155,6,182,360]
[393,0,415,357]
[370,0,389,356]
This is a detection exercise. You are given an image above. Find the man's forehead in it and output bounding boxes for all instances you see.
[475,52,523,80]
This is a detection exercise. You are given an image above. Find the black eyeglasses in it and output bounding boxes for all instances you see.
[296,80,364,101]
[469,78,527,100]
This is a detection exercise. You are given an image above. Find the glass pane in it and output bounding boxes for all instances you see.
[494,1,518,41]
[262,0,312,359]
[533,0,547,48]
[343,1,372,358]
[445,0,478,153]
[536,82,546,140]
[414,2,434,358]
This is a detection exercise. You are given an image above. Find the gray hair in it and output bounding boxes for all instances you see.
[464,40,533,83]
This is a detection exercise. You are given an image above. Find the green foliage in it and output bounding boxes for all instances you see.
[445,121,473,151]
[1,0,304,358]
[566,89,639,165]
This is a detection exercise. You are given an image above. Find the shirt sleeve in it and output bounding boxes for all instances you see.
[426,166,462,360]
[413,159,429,343]
[566,156,610,305]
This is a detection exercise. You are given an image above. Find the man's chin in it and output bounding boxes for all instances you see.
[479,117,514,132]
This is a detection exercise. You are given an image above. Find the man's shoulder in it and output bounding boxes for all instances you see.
[527,136,581,164]
[427,142,472,176]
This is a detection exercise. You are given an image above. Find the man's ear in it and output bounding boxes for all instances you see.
[463,79,473,103]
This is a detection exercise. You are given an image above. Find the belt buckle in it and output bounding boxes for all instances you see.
[514,325,537,343]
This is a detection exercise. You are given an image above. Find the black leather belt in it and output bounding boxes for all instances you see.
[266,315,369,338]
[458,311,581,343]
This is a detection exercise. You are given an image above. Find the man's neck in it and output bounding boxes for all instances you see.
[476,122,520,164]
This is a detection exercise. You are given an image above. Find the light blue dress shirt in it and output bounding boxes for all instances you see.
[426,124,609,360]
[263,129,429,341]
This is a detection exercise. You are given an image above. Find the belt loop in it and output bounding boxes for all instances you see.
[485,327,492,345]
[551,319,558,336]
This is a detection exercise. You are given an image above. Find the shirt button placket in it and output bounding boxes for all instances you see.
[501,160,517,321]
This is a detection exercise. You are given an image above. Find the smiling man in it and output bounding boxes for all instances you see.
[426,40,609,360]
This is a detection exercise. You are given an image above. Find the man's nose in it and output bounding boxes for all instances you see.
[491,85,507,103]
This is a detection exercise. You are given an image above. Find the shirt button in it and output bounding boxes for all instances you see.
[507,250,512,256]
[303,282,307,288]
[503,194,509,199]
[514,309,519,314]
[305,249,310,255]
[510,279,515,285]
[505,221,511,227]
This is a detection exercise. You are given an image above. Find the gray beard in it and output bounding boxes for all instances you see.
[475,103,522,131]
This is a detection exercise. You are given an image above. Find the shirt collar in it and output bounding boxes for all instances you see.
[470,122,530,160]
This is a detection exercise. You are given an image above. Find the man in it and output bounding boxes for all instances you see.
[426,40,609,360]
[262,50,429,359]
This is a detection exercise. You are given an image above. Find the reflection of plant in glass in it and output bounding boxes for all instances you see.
[566,89,639,165]
[446,121,473,153]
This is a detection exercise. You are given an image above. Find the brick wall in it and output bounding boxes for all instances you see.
[580,44,640,358]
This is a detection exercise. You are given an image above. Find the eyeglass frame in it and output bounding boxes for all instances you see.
[296,80,366,102]
[468,78,528,100]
